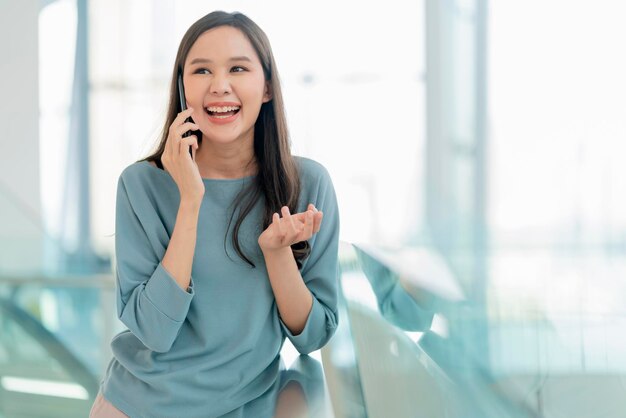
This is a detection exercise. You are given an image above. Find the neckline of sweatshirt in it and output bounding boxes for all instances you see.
[141,160,257,183]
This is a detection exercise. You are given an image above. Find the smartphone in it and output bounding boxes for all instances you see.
[177,68,202,157]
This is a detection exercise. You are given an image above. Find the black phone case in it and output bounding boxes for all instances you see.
[177,70,202,156]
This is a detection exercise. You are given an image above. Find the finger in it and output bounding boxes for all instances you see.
[291,209,307,233]
[313,211,323,233]
[179,135,198,158]
[291,204,316,224]
[169,108,196,155]
[174,107,195,125]
[304,209,314,238]
[165,130,174,159]
[190,139,197,161]
[282,206,300,237]
[272,212,280,229]
[291,211,308,224]
[275,212,285,239]
[306,204,322,233]
[176,121,200,137]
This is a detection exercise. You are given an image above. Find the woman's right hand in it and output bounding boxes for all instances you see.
[161,107,205,203]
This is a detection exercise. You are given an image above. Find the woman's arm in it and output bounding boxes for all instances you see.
[161,199,201,291]
[262,246,313,335]
[261,164,341,355]
[115,173,196,353]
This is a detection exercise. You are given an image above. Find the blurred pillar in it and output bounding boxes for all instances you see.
[61,0,109,274]
[425,0,490,372]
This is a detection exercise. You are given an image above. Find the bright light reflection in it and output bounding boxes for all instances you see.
[0,376,89,400]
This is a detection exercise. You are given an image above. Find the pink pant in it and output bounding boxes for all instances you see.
[89,392,129,418]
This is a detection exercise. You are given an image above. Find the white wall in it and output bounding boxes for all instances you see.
[0,0,44,274]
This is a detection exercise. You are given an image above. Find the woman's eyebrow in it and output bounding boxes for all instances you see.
[189,56,252,65]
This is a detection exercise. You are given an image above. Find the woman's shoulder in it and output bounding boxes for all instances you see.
[120,160,165,182]
[294,155,332,180]
[293,156,337,201]
[118,160,172,195]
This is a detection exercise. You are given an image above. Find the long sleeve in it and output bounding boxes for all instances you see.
[114,174,194,353]
[353,245,434,332]
[279,165,340,354]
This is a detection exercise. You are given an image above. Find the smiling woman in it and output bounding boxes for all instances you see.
[183,26,271,146]
[91,10,341,418]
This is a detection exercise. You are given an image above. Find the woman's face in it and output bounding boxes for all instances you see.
[183,26,272,146]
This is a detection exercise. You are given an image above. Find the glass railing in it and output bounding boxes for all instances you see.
[0,184,117,416]
[0,294,94,416]
[323,242,626,418]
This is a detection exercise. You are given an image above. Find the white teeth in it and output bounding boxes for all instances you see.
[206,105,240,113]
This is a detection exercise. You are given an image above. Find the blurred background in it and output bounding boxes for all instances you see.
[1,0,626,417]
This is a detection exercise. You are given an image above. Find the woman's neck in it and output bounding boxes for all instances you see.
[194,141,257,179]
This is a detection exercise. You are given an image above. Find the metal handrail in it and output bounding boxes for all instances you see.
[0,297,100,399]
[0,273,119,377]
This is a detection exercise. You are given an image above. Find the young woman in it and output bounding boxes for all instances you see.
[90,10,340,418]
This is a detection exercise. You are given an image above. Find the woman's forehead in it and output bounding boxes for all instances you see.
[187,26,259,64]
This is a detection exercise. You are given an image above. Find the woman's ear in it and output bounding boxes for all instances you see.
[262,81,273,103]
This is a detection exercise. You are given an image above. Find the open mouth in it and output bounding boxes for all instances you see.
[205,106,241,119]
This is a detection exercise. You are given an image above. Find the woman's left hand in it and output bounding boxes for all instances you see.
[258,203,324,253]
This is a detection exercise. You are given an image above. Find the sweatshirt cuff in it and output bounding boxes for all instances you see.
[144,262,194,323]
[280,296,326,353]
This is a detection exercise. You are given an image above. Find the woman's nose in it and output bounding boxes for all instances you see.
[210,74,231,95]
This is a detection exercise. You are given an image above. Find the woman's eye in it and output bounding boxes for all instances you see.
[195,68,210,74]
[231,66,246,73]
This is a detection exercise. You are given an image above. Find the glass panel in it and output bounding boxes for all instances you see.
[0,290,97,417]
[341,242,626,417]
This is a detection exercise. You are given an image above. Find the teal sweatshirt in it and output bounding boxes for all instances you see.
[99,156,340,418]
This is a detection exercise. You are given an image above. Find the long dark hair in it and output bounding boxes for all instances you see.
[140,11,310,269]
